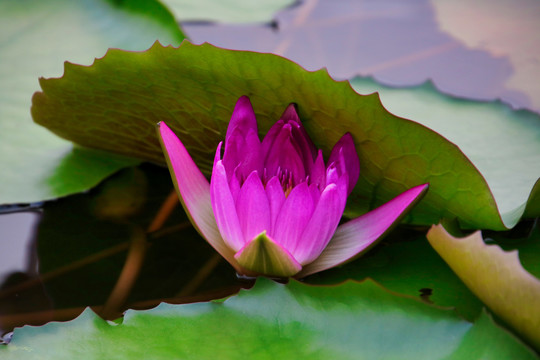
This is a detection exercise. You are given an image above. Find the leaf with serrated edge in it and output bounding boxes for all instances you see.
[32,41,514,229]
[427,224,540,350]
[351,77,540,228]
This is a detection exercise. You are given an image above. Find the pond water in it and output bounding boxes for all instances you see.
[1,0,538,343]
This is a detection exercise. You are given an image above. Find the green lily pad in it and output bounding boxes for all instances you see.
[427,224,540,350]
[2,278,536,359]
[161,0,295,23]
[351,77,540,228]
[307,228,485,321]
[32,42,531,230]
[0,0,185,205]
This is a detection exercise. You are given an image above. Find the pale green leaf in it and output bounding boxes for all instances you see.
[162,0,295,23]
[0,0,185,205]
[427,224,540,350]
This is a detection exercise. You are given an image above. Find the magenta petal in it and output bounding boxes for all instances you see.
[328,133,360,195]
[294,178,348,264]
[157,122,239,269]
[310,150,326,189]
[223,129,262,179]
[281,103,317,160]
[236,172,271,243]
[273,182,315,252]
[261,120,285,159]
[265,176,286,234]
[225,96,258,147]
[264,124,305,184]
[210,158,245,252]
[228,168,241,203]
[296,184,429,278]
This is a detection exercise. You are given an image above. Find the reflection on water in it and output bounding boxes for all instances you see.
[0,165,252,340]
[183,0,529,109]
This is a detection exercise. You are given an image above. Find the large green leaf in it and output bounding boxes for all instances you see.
[0,0,185,205]
[161,0,295,23]
[2,278,536,359]
[351,77,540,227]
[33,42,527,230]
[307,229,485,321]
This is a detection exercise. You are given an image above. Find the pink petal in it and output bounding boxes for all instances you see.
[157,122,239,270]
[234,231,302,278]
[225,96,258,147]
[228,167,241,203]
[293,177,348,265]
[296,183,429,278]
[265,176,286,234]
[328,133,360,195]
[236,171,271,244]
[223,128,262,180]
[261,120,285,159]
[272,182,315,252]
[281,103,317,162]
[263,124,305,185]
[210,151,245,252]
[308,183,321,206]
[309,150,326,190]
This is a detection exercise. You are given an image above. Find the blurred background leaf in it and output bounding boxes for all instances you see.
[0,0,185,205]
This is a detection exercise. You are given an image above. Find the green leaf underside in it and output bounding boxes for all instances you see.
[2,279,535,359]
[351,77,540,228]
[161,0,295,23]
[427,224,540,350]
[234,232,301,277]
[0,0,185,205]
[33,41,518,230]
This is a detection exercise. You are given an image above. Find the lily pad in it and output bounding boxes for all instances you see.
[427,224,540,350]
[307,228,485,321]
[161,0,295,23]
[33,42,528,230]
[0,0,185,205]
[1,278,536,359]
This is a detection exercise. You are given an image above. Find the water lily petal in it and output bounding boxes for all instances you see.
[282,103,317,171]
[264,124,305,184]
[225,95,258,147]
[265,176,286,234]
[228,167,241,203]
[273,182,315,252]
[157,122,239,269]
[309,150,326,190]
[235,231,302,278]
[328,133,360,195]
[210,150,245,252]
[294,178,348,265]
[223,128,262,180]
[261,120,284,159]
[296,183,429,278]
[236,171,271,244]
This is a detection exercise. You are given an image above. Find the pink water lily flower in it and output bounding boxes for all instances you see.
[157,96,428,278]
